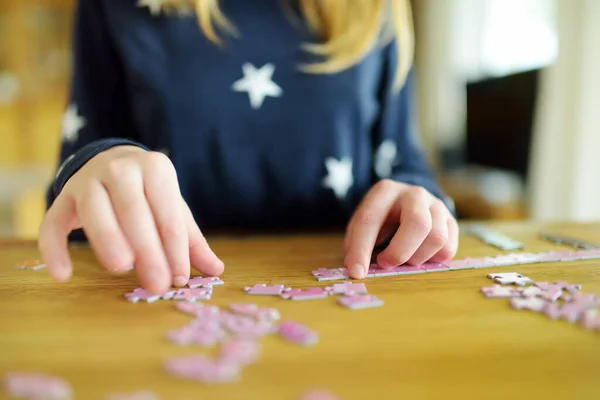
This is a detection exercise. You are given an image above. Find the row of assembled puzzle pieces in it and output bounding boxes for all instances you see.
[481,272,599,332]
[312,248,600,281]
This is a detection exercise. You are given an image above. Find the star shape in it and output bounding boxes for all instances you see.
[322,157,353,200]
[232,63,282,109]
[137,0,162,16]
[61,105,86,143]
[374,139,399,178]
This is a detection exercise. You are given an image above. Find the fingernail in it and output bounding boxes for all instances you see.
[349,263,365,278]
[173,276,188,287]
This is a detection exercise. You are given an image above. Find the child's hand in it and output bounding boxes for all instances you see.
[343,180,458,279]
[38,146,224,294]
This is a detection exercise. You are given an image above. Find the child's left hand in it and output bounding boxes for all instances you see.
[343,179,458,279]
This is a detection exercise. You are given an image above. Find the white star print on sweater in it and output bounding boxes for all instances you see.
[61,105,86,143]
[374,139,399,178]
[232,63,283,109]
[137,0,162,16]
[322,157,353,200]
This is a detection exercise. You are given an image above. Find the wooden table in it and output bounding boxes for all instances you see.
[1,222,599,400]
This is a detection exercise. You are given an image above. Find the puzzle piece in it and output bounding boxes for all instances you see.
[480,285,520,298]
[509,252,543,264]
[489,254,522,267]
[4,372,72,400]
[519,286,562,302]
[467,226,525,251]
[175,303,220,321]
[244,284,288,296]
[172,288,212,302]
[338,294,384,310]
[229,303,259,317]
[219,338,260,365]
[509,297,548,312]
[278,321,318,346]
[221,316,276,339]
[563,292,598,304]
[366,264,400,277]
[539,233,600,249]
[534,281,582,294]
[487,272,533,286]
[328,282,368,295]
[419,262,450,273]
[444,258,479,270]
[574,249,600,259]
[281,287,330,300]
[579,310,600,331]
[167,325,224,347]
[390,265,426,274]
[544,301,598,323]
[532,251,563,263]
[124,288,175,303]
[164,355,240,384]
[255,307,281,322]
[14,259,46,271]
[106,391,160,400]
[312,268,349,281]
[188,276,224,288]
[472,257,498,268]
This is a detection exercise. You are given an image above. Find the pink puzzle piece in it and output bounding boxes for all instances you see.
[164,355,240,384]
[222,316,276,339]
[544,301,597,323]
[219,339,260,365]
[563,292,598,304]
[480,285,520,298]
[509,297,548,312]
[244,284,288,296]
[419,262,450,273]
[107,391,160,400]
[280,287,330,300]
[535,281,582,294]
[167,325,224,347]
[366,264,400,277]
[124,288,175,303]
[172,288,212,302]
[533,251,563,263]
[328,282,368,295]
[299,389,339,400]
[255,307,281,322]
[229,303,259,316]
[278,321,318,346]
[338,294,384,310]
[312,268,349,281]
[390,265,426,275]
[487,272,533,286]
[175,302,220,318]
[4,372,72,400]
[444,258,479,270]
[520,286,562,302]
[188,276,224,288]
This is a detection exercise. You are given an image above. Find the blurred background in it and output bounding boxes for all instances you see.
[0,0,598,238]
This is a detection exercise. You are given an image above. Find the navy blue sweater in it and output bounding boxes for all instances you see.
[49,0,453,233]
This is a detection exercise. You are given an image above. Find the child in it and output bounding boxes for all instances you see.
[39,0,458,294]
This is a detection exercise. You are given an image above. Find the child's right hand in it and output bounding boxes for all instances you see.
[38,146,224,294]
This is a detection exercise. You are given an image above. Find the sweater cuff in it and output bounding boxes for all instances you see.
[53,138,150,198]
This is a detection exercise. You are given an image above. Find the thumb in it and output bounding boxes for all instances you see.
[38,194,79,282]
[183,201,224,277]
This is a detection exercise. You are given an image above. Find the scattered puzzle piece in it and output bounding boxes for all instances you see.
[278,321,318,346]
[4,372,72,400]
[167,325,224,347]
[487,272,533,286]
[255,308,281,322]
[164,355,240,384]
[299,389,339,400]
[229,303,259,317]
[172,288,212,302]
[281,287,330,300]
[480,285,520,298]
[579,310,600,331]
[244,284,288,296]
[219,339,260,365]
[124,288,175,303]
[221,316,276,339]
[311,268,349,281]
[14,260,46,271]
[188,276,224,288]
[338,294,384,310]
[521,286,562,302]
[535,281,582,294]
[328,282,368,295]
[509,297,548,312]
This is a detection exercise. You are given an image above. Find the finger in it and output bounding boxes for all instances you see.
[406,200,449,265]
[103,163,171,295]
[431,216,459,262]
[344,180,401,279]
[377,187,433,267]
[38,194,78,282]
[76,180,134,273]
[142,153,190,287]
[183,201,225,276]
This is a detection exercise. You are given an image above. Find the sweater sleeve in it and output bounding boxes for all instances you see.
[372,43,456,216]
[47,0,148,210]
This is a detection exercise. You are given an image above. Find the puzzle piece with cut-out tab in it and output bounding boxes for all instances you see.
[365,265,399,277]
[509,296,548,312]
[221,316,276,339]
[244,284,289,296]
[167,324,224,347]
[535,281,582,294]
[219,338,260,366]
[188,276,224,288]
[328,282,368,295]
[389,265,425,274]
[520,286,562,302]
[419,262,450,272]
[278,321,318,346]
[338,294,384,310]
[173,287,212,302]
[487,272,533,286]
[312,268,349,281]
[579,310,600,331]
[480,285,521,298]
[543,301,597,323]
[164,354,240,384]
[124,288,176,303]
[280,287,330,300]
[14,259,46,271]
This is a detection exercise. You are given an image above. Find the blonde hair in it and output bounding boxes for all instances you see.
[160,0,414,89]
